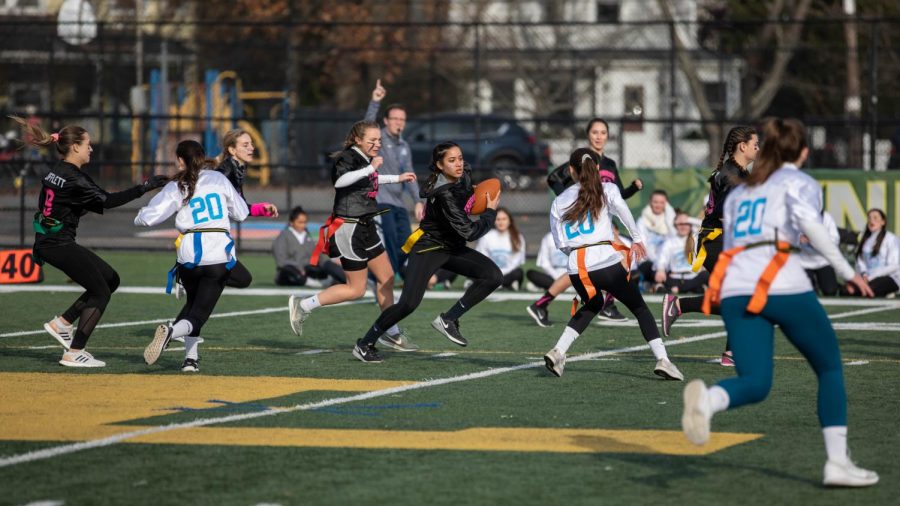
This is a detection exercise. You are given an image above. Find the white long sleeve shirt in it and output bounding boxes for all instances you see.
[656,235,700,279]
[550,182,643,275]
[856,230,900,285]
[797,211,841,271]
[135,170,249,266]
[535,232,569,279]
[475,229,526,275]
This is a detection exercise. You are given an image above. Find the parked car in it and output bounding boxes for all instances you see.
[320,113,551,190]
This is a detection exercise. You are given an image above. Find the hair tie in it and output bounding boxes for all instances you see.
[50,133,60,142]
[581,153,592,164]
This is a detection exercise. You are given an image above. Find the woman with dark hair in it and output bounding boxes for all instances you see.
[11,115,167,367]
[845,208,899,297]
[136,140,249,372]
[662,125,758,366]
[352,142,502,362]
[542,148,683,381]
[681,118,877,487]
[288,121,418,351]
[529,118,639,326]
[475,207,526,290]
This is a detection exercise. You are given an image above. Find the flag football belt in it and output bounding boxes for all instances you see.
[702,238,800,315]
[32,212,63,235]
[688,227,722,272]
[166,228,233,294]
[570,240,633,316]
[310,209,389,265]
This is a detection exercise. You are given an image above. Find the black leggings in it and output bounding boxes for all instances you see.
[175,263,229,336]
[664,272,709,294]
[841,276,899,297]
[568,263,659,341]
[806,266,839,296]
[226,260,252,288]
[526,269,556,290]
[370,247,502,334]
[501,267,524,289]
[36,243,120,350]
[679,234,723,316]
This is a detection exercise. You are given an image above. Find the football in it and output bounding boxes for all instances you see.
[468,178,501,215]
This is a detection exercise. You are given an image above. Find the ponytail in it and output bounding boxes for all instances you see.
[173,140,217,204]
[331,120,379,159]
[711,125,756,182]
[562,148,605,224]
[9,115,87,157]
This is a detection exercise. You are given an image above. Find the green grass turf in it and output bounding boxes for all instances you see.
[0,250,898,505]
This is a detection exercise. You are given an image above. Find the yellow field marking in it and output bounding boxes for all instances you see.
[0,372,758,456]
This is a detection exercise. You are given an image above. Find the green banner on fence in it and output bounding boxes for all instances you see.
[619,168,900,234]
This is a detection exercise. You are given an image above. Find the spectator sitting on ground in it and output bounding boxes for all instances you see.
[654,210,709,295]
[273,206,346,287]
[475,207,526,290]
[526,231,569,292]
[636,189,676,287]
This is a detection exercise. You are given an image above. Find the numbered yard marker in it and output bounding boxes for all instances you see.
[0,249,43,284]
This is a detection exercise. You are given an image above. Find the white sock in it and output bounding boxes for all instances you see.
[171,320,193,339]
[184,336,200,361]
[55,316,73,329]
[647,338,668,361]
[823,426,849,464]
[386,325,400,336]
[300,295,321,312]
[554,326,581,354]
[708,385,730,414]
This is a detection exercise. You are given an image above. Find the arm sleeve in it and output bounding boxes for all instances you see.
[225,178,250,223]
[364,100,380,123]
[377,173,401,184]
[134,182,180,227]
[800,218,856,280]
[549,199,570,255]
[103,185,146,209]
[620,180,640,200]
[512,235,526,269]
[605,184,642,243]
[437,192,495,242]
[655,240,672,272]
[335,165,376,188]
[722,194,736,250]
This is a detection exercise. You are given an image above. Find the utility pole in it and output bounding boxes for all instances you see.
[844,0,863,169]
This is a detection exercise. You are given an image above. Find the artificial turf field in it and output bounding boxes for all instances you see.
[0,251,898,505]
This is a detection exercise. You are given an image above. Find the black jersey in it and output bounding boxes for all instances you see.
[331,148,380,218]
[216,157,247,202]
[34,161,145,247]
[701,159,749,230]
[547,153,638,199]
[416,164,496,251]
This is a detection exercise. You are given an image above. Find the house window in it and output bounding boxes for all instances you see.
[596,1,619,23]
[623,85,644,132]
[703,82,727,119]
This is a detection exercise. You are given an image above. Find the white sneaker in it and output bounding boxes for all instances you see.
[59,349,105,368]
[44,317,73,350]
[823,458,879,487]
[654,358,684,381]
[544,348,566,377]
[682,379,712,445]
[288,295,311,336]
[525,281,540,292]
[144,324,173,365]
[305,278,323,288]
[510,280,520,291]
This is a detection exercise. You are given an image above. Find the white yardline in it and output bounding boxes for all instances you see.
[0,330,727,469]
[1,302,897,468]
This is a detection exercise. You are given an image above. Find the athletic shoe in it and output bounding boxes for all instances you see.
[823,458,879,487]
[43,317,73,350]
[144,324,173,365]
[181,358,200,373]
[511,280,520,291]
[525,281,540,292]
[597,302,629,322]
[654,358,684,381]
[352,342,383,363]
[662,294,681,337]
[431,313,467,347]
[288,295,311,336]
[544,348,566,377]
[377,330,419,352]
[721,351,735,367]
[682,379,711,445]
[59,349,106,368]
[526,303,551,328]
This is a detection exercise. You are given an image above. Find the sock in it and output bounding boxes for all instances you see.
[535,291,555,308]
[184,336,200,361]
[360,324,382,347]
[171,320,193,339]
[708,385,730,414]
[647,338,668,361]
[823,426,849,464]
[554,326,580,354]
[55,316,73,330]
[300,295,321,312]
[444,300,469,321]
[385,325,400,336]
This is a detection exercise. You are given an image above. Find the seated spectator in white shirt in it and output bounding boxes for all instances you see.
[475,207,526,290]
[526,231,569,291]
[654,211,709,294]
[635,189,676,284]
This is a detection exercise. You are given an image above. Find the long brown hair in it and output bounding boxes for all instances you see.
[856,209,888,260]
[712,125,756,179]
[496,207,522,253]
[217,128,250,164]
[747,118,807,186]
[562,147,605,224]
[173,140,217,204]
[9,115,87,156]
[330,120,380,159]
[424,141,461,193]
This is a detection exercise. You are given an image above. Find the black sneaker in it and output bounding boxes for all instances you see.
[181,358,200,372]
[352,342,383,363]
[597,302,629,322]
[526,303,551,327]
[431,313,468,347]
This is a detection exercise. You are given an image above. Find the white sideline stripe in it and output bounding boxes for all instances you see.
[2,284,900,307]
[0,302,895,468]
